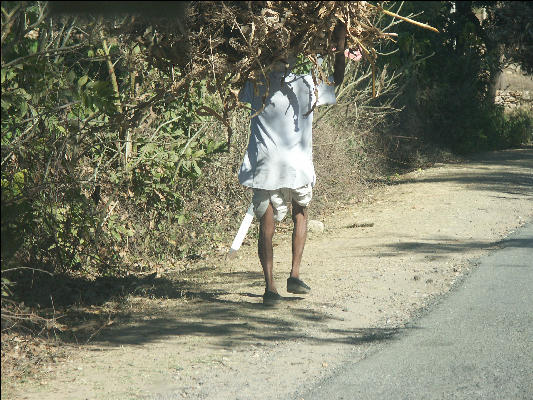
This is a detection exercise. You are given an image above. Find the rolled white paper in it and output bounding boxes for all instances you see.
[230,203,255,252]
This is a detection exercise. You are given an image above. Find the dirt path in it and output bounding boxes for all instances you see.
[7,149,533,400]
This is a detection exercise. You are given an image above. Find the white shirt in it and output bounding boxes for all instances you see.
[238,71,336,190]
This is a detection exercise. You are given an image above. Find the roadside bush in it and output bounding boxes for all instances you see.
[502,108,533,147]
[407,81,532,154]
[387,2,532,155]
[0,3,228,300]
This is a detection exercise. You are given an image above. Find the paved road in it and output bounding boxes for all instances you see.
[298,222,533,400]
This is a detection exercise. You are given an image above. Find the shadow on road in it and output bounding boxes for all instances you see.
[92,298,405,349]
[358,236,533,259]
[369,148,533,197]
[398,148,533,197]
[6,265,406,351]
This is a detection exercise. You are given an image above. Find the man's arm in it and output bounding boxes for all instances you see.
[333,21,347,86]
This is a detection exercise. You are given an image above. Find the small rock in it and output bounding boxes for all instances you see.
[308,220,324,233]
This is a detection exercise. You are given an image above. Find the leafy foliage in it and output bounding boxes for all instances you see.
[482,1,533,74]
[1,2,227,286]
[384,1,532,154]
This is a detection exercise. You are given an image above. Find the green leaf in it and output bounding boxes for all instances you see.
[67,70,76,83]
[19,101,28,117]
[193,161,202,175]
[13,170,25,184]
[18,88,32,100]
[78,75,89,87]
[29,40,38,54]
[2,277,14,297]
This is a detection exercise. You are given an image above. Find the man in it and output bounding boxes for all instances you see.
[238,22,347,305]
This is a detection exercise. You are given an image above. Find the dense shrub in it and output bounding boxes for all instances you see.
[502,109,533,148]
[386,1,532,154]
[0,3,228,287]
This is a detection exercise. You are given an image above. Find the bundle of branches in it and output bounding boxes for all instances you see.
[185,2,381,77]
[106,1,436,143]
[185,1,383,127]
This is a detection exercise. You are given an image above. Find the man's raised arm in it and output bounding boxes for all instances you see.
[333,21,347,86]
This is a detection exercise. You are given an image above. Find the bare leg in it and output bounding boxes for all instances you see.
[290,201,308,279]
[258,202,276,293]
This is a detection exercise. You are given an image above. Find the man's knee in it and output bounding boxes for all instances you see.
[260,203,276,237]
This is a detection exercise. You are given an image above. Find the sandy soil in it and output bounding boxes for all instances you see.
[5,148,532,400]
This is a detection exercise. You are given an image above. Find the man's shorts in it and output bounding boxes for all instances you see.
[252,184,313,222]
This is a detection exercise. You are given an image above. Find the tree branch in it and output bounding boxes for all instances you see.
[2,43,86,69]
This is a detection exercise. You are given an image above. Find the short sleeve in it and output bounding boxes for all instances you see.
[316,75,336,106]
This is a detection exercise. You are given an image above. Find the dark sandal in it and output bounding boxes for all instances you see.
[287,277,311,294]
[263,290,283,306]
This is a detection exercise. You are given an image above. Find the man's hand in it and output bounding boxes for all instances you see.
[345,48,362,61]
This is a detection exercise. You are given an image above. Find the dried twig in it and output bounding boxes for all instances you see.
[369,3,440,33]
